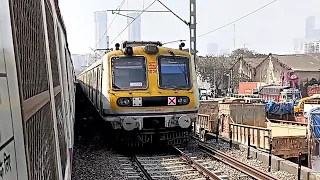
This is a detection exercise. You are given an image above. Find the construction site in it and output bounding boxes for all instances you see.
[196,67,320,178]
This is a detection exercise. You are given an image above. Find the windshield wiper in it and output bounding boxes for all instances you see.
[162,85,181,90]
[112,84,121,89]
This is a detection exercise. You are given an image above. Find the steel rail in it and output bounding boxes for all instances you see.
[131,155,153,180]
[172,146,223,180]
[198,142,279,180]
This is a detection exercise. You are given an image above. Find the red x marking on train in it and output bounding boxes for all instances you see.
[168,97,176,105]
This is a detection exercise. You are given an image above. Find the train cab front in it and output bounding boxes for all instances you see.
[104,42,199,136]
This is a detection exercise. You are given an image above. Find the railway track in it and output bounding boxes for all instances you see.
[197,140,279,180]
[117,139,279,180]
[126,147,228,180]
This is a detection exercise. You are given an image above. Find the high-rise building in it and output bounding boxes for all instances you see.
[293,16,320,53]
[94,11,109,49]
[207,43,218,55]
[72,53,96,71]
[305,16,320,39]
[303,40,320,53]
[127,13,141,41]
[306,16,315,38]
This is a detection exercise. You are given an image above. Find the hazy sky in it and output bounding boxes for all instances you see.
[59,0,320,55]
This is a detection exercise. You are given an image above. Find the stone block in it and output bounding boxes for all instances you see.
[300,166,316,180]
[279,160,298,176]
[248,147,258,159]
[257,151,269,165]
[309,172,320,180]
[270,155,283,171]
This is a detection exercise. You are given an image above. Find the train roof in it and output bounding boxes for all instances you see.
[78,42,190,76]
[121,41,163,48]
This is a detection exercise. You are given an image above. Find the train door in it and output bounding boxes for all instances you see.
[96,67,100,110]
[92,69,96,105]
[99,65,103,113]
[91,71,93,101]
[89,72,91,100]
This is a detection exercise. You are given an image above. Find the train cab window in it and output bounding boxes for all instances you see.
[111,56,147,89]
[157,55,191,89]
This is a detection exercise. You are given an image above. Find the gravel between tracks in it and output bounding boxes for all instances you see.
[72,85,123,180]
[184,141,253,180]
[204,138,296,180]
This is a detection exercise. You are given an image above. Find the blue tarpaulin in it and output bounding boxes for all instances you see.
[309,107,320,138]
[265,99,294,115]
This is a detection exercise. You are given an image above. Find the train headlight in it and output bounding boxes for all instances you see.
[178,115,192,128]
[124,46,133,56]
[144,44,158,54]
[177,97,190,105]
[117,97,131,107]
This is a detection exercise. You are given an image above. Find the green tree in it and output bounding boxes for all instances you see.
[230,48,266,58]
[196,55,235,89]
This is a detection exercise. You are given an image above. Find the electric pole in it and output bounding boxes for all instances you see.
[189,0,197,66]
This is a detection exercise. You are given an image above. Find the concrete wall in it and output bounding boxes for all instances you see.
[207,133,320,180]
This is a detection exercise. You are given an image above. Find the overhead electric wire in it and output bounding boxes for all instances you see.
[156,0,188,25]
[109,0,157,45]
[94,0,126,49]
[198,0,279,38]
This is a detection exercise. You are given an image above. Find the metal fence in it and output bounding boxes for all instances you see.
[1,0,75,179]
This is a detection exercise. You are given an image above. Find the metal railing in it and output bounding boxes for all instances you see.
[230,123,272,150]
[197,114,215,132]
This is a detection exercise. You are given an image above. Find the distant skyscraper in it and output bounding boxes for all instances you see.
[94,11,109,49]
[207,43,218,55]
[127,13,141,41]
[293,16,320,53]
[306,16,315,38]
[305,16,320,39]
[72,53,95,71]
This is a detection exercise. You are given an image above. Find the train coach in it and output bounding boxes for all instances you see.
[78,41,199,146]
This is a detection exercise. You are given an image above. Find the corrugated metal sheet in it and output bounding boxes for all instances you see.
[274,54,320,72]
[219,103,266,128]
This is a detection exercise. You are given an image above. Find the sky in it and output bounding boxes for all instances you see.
[59,0,320,56]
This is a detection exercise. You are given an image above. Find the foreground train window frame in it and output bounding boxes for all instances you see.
[157,55,191,90]
[111,55,148,90]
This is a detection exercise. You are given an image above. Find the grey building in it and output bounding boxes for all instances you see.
[127,13,141,41]
[94,11,109,49]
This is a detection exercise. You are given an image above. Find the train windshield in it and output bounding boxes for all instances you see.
[158,56,191,89]
[111,56,147,89]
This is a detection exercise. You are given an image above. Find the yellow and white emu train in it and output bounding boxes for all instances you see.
[78,41,199,146]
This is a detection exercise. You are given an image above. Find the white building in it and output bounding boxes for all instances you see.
[294,38,320,54]
[303,40,320,53]
[293,16,320,53]
[71,53,96,71]
[197,75,211,89]
[127,13,141,41]
[94,11,109,49]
